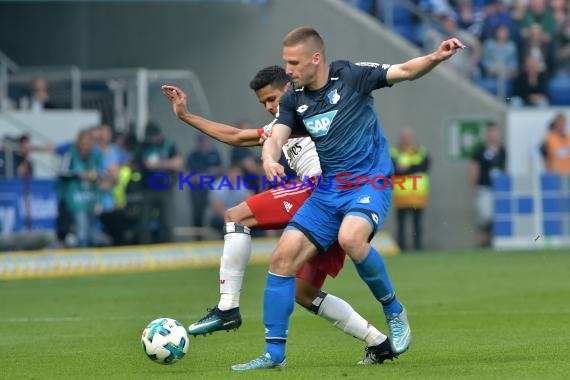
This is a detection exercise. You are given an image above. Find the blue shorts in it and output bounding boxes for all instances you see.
[286,179,392,252]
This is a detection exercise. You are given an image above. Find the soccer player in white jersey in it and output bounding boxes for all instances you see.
[162,65,396,364]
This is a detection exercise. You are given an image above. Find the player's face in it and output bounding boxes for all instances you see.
[255,84,286,117]
[283,44,319,88]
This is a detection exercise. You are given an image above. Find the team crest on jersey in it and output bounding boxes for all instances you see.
[303,110,337,137]
[327,89,340,105]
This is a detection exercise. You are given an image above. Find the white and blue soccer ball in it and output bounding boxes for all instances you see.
[141,318,189,364]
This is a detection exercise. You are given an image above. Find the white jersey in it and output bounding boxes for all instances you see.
[262,120,322,179]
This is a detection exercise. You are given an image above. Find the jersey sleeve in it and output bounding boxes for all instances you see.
[345,61,392,94]
[275,89,303,131]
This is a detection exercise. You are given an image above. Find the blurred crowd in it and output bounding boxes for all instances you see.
[0,120,268,248]
[348,0,570,106]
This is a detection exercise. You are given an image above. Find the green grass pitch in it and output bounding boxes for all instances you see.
[1,249,569,379]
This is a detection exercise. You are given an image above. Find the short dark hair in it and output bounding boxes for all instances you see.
[283,26,325,54]
[249,66,290,91]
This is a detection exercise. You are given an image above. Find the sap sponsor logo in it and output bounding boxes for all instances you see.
[303,110,337,137]
[296,104,308,114]
[327,89,340,105]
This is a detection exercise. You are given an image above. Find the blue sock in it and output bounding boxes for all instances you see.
[354,246,403,316]
[264,272,295,363]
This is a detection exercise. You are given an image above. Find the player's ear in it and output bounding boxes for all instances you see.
[283,82,291,92]
[312,52,321,65]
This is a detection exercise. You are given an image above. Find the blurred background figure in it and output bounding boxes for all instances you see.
[138,122,183,244]
[14,135,33,178]
[29,77,56,112]
[391,128,430,252]
[469,122,507,248]
[511,55,550,106]
[186,135,223,236]
[481,24,519,79]
[96,124,122,246]
[544,113,570,174]
[55,130,105,248]
[230,120,264,192]
[208,165,254,237]
[0,79,16,110]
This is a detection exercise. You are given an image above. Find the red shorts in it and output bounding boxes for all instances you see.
[245,182,312,230]
[245,181,346,288]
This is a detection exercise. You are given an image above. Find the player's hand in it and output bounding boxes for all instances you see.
[258,129,272,144]
[433,38,466,62]
[161,85,189,118]
[263,161,286,182]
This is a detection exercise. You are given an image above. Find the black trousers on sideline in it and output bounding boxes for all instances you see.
[396,208,424,251]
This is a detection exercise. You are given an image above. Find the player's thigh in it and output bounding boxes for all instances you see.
[287,193,341,253]
[224,201,257,227]
[339,183,392,256]
[269,228,318,276]
[244,185,312,230]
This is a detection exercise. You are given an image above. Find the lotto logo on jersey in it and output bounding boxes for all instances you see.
[303,110,337,137]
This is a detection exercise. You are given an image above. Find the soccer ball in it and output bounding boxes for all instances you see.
[141,318,189,364]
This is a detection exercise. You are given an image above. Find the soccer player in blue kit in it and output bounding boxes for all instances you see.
[231,27,465,371]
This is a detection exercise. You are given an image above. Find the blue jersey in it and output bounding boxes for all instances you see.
[276,60,394,190]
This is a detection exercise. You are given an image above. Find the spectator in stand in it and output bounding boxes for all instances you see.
[138,122,183,244]
[521,23,554,74]
[454,0,485,38]
[469,122,507,248]
[482,24,519,78]
[186,135,224,233]
[511,54,550,106]
[544,113,570,174]
[29,77,56,112]
[481,1,518,43]
[114,132,132,166]
[13,135,33,178]
[520,0,556,43]
[55,130,104,248]
[554,17,570,76]
[96,124,122,246]
[550,0,567,29]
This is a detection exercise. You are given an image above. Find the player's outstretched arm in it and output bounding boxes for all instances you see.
[162,85,261,147]
[386,38,466,85]
[261,123,291,180]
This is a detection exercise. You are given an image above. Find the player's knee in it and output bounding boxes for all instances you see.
[224,206,241,223]
[269,250,296,275]
[338,232,368,258]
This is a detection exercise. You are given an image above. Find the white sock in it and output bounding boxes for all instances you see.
[217,222,251,311]
[316,293,387,347]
